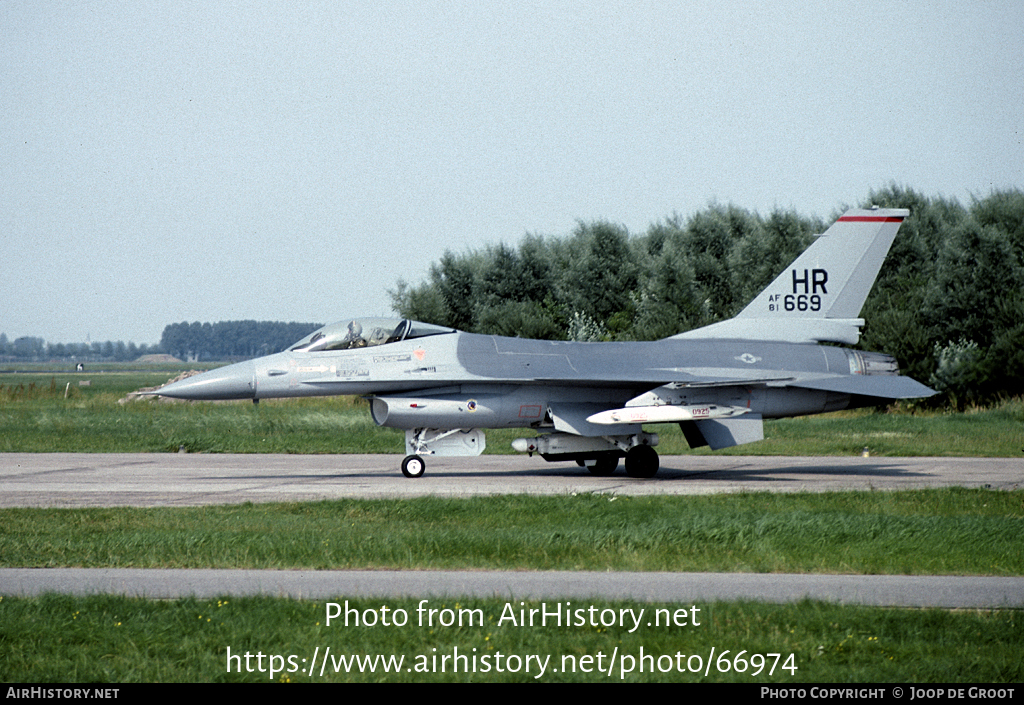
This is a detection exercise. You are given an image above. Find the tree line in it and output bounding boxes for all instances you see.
[0,321,321,363]
[0,335,160,363]
[391,186,1024,406]
[158,321,322,361]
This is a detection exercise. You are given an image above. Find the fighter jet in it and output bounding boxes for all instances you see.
[155,207,934,478]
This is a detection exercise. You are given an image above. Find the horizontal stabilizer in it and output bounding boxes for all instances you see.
[793,375,936,399]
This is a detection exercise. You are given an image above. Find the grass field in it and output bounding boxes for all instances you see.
[2,366,1022,682]
[2,490,1022,682]
[2,490,1022,574]
[2,594,1019,682]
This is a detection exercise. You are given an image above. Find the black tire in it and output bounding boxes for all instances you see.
[587,454,619,476]
[401,454,426,478]
[625,445,659,478]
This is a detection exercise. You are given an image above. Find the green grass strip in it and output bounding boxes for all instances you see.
[3,489,1022,574]
[1,595,1019,682]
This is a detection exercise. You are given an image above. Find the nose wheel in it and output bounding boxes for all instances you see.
[401,454,426,478]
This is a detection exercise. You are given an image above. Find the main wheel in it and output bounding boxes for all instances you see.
[625,445,659,478]
[401,454,426,478]
[587,454,619,476]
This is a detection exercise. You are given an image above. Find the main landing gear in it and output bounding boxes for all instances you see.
[580,453,619,477]
[624,444,659,478]
[396,428,661,479]
[516,431,661,479]
[580,446,659,478]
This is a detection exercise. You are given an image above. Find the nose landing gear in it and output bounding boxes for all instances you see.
[401,454,426,478]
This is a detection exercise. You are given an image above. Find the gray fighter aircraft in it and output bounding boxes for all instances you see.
[155,207,934,478]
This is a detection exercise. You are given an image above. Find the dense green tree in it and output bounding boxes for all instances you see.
[558,221,640,333]
[972,188,1024,268]
[12,337,44,359]
[434,251,481,331]
[389,279,446,325]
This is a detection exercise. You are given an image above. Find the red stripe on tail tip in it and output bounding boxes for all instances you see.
[838,215,905,223]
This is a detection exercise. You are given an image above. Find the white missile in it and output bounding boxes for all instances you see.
[586,404,750,425]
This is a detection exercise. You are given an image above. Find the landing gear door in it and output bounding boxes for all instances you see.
[405,428,486,457]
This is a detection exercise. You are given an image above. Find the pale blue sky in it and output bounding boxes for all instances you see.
[3,1,1022,344]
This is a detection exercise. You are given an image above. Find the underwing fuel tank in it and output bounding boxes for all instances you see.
[370,393,535,430]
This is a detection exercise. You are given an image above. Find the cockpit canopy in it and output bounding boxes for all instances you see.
[289,318,454,352]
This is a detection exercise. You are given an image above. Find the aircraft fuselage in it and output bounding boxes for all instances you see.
[180,331,887,426]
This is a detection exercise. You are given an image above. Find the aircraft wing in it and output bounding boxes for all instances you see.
[533,369,796,388]
[538,370,935,401]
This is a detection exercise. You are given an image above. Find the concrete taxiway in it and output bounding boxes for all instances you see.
[1,453,1022,507]
[2,568,1022,608]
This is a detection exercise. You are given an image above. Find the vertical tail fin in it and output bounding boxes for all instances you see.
[672,208,909,344]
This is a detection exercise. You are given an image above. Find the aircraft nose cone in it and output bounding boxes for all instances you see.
[157,360,257,400]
